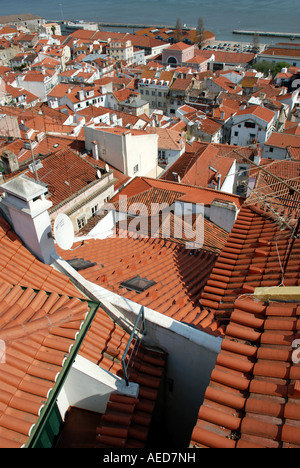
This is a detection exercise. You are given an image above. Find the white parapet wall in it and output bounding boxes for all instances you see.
[57,354,139,420]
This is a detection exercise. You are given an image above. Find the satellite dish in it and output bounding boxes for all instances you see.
[105,163,110,173]
[54,213,75,250]
[97,169,102,179]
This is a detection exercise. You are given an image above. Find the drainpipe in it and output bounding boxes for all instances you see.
[217,173,221,191]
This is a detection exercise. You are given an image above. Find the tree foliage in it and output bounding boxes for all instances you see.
[197,17,205,49]
[175,18,183,42]
[254,60,291,77]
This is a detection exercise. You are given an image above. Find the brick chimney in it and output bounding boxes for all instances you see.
[1,150,19,174]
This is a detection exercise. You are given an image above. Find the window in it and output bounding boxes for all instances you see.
[269,147,274,153]
[158,92,162,97]
[245,121,256,128]
[158,150,166,161]
[120,275,156,293]
[91,205,98,217]
[234,131,239,137]
[133,164,139,173]
[145,90,149,95]
[152,91,155,96]
[77,216,86,230]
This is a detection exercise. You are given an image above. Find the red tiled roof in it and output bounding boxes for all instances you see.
[145,127,185,151]
[0,212,166,448]
[235,105,276,123]
[200,49,255,64]
[190,203,300,448]
[200,205,300,319]
[25,148,97,209]
[120,177,245,209]
[167,42,193,51]
[191,295,300,448]
[265,132,300,149]
[161,142,256,191]
[0,283,90,448]
[261,47,300,58]
[57,234,223,335]
[0,216,82,298]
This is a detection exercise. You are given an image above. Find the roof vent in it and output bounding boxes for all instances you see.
[120,275,156,293]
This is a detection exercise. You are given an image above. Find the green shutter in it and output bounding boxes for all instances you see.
[33,403,62,448]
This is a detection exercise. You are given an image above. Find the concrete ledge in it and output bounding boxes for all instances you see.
[254,286,300,302]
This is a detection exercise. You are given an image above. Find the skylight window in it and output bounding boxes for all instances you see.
[120,275,156,293]
[67,258,97,271]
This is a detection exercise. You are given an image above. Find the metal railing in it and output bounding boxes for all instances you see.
[121,306,146,386]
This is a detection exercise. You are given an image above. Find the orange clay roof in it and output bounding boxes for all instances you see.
[0,214,166,448]
[57,234,223,336]
[25,148,98,209]
[199,204,300,319]
[190,204,300,448]
[112,176,244,209]
[0,216,82,298]
[0,283,90,448]
[191,295,300,448]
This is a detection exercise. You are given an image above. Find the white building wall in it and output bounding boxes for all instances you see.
[57,355,138,420]
[262,144,288,160]
[84,126,158,178]
[230,114,274,147]
[124,132,158,177]
[220,160,237,194]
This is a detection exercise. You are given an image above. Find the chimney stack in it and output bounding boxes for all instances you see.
[0,175,57,264]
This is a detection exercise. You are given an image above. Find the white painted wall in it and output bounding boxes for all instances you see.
[57,355,138,420]
[230,114,275,147]
[84,126,158,178]
[220,159,237,194]
[262,144,288,160]
[209,199,238,232]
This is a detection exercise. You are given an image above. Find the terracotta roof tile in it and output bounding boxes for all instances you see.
[190,202,300,448]
[0,283,90,448]
[0,216,83,298]
[57,233,223,334]
[76,305,167,448]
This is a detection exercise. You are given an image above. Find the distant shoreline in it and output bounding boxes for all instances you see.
[51,19,300,45]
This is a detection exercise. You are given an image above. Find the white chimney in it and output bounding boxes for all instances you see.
[91,140,99,160]
[0,175,57,264]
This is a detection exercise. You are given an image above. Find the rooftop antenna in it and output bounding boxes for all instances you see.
[27,134,39,183]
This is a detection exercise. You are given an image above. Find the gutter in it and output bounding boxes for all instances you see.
[25,298,101,448]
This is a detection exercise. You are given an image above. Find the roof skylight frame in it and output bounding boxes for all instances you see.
[120,275,156,293]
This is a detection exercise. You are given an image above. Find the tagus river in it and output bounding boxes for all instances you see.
[1,0,300,43]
